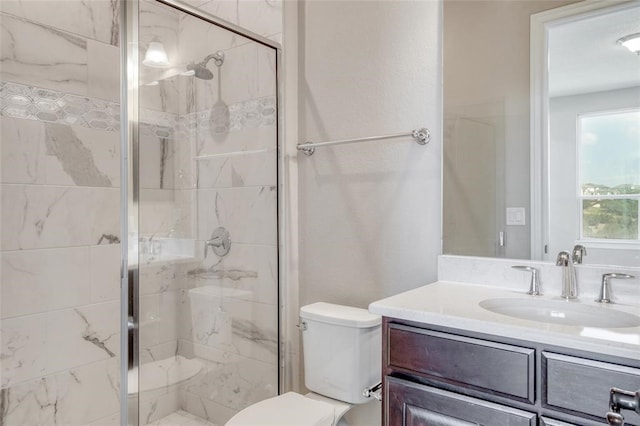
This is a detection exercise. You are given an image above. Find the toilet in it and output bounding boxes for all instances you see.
[226,302,382,426]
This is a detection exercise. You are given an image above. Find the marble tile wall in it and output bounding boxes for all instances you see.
[177,148,278,423]
[177,0,283,41]
[1,0,282,424]
[179,341,278,425]
[167,5,280,422]
[0,4,120,102]
[0,2,122,424]
[136,124,279,422]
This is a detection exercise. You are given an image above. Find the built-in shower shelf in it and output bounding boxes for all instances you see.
[129,355,202,393]
[140,238,199,266]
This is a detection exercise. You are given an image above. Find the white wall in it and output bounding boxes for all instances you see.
[298,0,442,309]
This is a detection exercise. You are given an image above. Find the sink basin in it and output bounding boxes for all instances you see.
[479,298,640,328]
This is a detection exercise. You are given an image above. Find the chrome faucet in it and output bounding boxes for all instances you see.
[556,251,577,299]
[572,244,587,264]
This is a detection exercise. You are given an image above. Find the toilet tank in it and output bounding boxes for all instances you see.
[299,302,381,404]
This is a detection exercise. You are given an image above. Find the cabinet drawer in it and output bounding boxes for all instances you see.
[387,324,535,402]
[539,416,602,426]
[543,352,640,425]
[386,376,536,426]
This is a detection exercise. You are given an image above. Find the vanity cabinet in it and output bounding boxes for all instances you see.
[382,318,640,426]
[387,377,537,425]
[543,352,640,421]
[539,417,581,426]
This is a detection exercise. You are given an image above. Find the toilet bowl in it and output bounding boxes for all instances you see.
[225,392,350,426]
[225,302,381,426]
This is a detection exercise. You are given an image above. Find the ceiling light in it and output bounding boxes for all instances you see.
[617,33,640,55]
[143,40,170,68]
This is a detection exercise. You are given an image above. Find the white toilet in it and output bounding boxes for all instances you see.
[225,302,382,426]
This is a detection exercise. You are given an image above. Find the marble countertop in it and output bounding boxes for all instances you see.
[369,281,640,361]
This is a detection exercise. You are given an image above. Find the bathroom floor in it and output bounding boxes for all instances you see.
[148,411,217,426]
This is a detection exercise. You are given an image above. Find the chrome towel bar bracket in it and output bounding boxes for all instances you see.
[297,127,430,156]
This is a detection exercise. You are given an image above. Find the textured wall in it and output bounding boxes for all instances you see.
[299,0,442,307]
[298,3,442,421]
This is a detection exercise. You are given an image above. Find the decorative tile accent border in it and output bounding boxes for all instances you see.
[1,80,277,137]
[0,81,121,131]
[181,96,277,135]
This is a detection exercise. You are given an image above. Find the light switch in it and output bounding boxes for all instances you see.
[506,207,526,226]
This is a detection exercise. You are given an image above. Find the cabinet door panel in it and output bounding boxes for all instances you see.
[543,352,640,425]
[539,417,577,426]
[387,324,535,402]
[386,377,536,426]
[406,406,476,426]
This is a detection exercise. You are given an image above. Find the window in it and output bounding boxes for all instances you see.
[579,109,640,241]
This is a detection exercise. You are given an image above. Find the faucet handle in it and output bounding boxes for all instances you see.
[512,266,542,296]
[556,250,570,266]
[596,273,635,304]
[572,244,587,264]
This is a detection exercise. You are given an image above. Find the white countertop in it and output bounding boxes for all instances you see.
[369,281,640,361]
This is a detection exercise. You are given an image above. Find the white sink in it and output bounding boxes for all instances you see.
[479,298,640,328]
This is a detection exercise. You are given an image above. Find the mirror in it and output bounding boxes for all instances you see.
[443,0,640,267]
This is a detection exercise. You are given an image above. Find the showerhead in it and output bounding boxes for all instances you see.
[185,51,225,81]
[186,62,214,80]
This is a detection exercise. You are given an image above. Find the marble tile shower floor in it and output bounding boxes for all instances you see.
[148,410,218,426]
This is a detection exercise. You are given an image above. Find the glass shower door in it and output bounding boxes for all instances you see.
[135,1,279,424]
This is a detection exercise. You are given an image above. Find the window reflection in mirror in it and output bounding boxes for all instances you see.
[542,1,640,266]
[579,110,639,241]
[443,0,640,267]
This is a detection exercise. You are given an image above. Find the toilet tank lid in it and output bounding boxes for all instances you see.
[300,302,381,328]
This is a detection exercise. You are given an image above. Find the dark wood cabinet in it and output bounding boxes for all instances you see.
[543,352,640,424]
[386,377,536,426]
[382,317,640,426]
[388,324,535,403]
[539,417,579,426]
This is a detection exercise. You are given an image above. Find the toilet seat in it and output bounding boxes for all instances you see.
[226,392,335,426]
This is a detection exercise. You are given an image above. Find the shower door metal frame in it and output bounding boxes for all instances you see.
[120,0,284,424]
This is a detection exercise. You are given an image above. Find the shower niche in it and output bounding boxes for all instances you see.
[135,1,279,424]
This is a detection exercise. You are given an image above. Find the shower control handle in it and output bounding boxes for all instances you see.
[205,227,231,258]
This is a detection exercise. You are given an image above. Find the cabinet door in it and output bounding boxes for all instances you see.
[543,352,640,425]
[539,417,577,426]
[386,377,536,426]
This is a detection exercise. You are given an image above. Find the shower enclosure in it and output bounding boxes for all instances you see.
[0,0,281,424]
